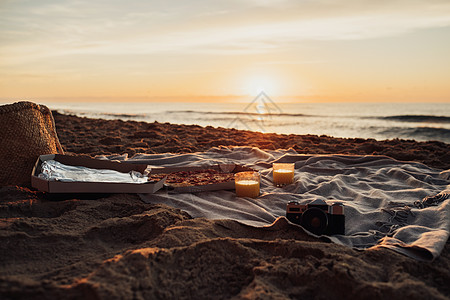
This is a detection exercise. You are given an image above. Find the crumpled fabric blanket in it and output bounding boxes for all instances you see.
[100,146,450,261]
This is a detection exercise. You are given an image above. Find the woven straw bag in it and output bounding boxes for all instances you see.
[0,101,64,186]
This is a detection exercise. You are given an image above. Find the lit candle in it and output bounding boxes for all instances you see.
[235,171,260,198]
[273,163,295,186]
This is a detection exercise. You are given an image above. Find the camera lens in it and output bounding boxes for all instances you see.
[300,207,328,235]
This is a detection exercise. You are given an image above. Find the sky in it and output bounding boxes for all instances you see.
[1,0,450,103]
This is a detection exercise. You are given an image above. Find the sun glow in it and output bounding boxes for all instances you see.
[240,74,281,97]
[1,1,449,103]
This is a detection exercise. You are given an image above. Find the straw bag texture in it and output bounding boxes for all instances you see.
[0,101,64,186]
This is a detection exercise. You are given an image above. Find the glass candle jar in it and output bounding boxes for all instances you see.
[234,171,260,198]
[273,163,295,187]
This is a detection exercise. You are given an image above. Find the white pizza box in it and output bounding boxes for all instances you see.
[31,154,165,194]
[149,164,254,193]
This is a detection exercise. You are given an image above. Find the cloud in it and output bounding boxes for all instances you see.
[1,0,450,64]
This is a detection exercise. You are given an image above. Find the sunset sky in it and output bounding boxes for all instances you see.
[1,0,450,103]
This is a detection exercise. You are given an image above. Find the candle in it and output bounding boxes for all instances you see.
[235,171,260,198]
[273,163,295,186]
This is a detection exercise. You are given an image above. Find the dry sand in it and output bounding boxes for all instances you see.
[1,112,449,299]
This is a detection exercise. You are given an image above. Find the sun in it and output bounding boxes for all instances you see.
[245,76,279,96]
[237,72,281,97]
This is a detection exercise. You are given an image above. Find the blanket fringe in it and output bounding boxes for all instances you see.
[414,191,450,209]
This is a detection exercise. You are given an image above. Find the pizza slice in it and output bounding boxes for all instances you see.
[148,169,235,187]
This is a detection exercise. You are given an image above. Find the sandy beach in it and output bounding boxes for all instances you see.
[1,112,449,300]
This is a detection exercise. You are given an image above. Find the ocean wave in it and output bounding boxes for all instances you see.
[378,126,450,143]
[102,112,148,119]
[380,115,450,123]
[164,110,313,117]
[57,109,148,119]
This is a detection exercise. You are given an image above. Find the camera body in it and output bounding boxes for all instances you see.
[286,199,345,235]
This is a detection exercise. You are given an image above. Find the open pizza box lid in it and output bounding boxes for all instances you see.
[31,154,165,194]
[149,164,254,193]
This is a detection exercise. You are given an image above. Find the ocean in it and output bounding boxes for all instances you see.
[29,100,450,144]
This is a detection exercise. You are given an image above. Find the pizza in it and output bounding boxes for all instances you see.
[148,169,235,187]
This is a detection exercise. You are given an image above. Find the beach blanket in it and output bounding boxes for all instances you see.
[104,147,450,261]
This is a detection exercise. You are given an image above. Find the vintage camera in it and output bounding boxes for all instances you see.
[286,199,345,235]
